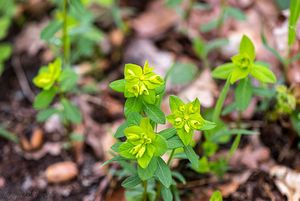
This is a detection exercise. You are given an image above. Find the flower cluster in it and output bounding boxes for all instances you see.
[212,35,276,84]
[276,85,296,115]
[119,118,167,168]
[167,96,215,145]
[33,58,62,90]
[124,61,164,104]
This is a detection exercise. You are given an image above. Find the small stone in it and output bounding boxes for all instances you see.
[45,161,78,184]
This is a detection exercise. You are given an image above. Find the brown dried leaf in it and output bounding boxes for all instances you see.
[131,0,179,38]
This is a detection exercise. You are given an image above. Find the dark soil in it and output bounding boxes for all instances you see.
[225,171,287,201]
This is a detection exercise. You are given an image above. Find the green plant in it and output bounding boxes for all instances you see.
[200,1,246,33]
[33,0,82,143]
[262,0,300,74]
[0,0,15,75]
[196,35,277,177]
[107,61,216,201]
[41,0,104,64]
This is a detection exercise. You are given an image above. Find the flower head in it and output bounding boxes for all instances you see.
[33,58,62,90]
[167,96,215,145]
[276,85,296,115]
[119,118,167,168]
[212,35,277,84]
[124,61,164,103]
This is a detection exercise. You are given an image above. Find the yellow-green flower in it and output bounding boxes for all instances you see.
[212,35,277,84]
[119,118,167,168]
[33,58,62,90]
[167,96,215,145]
[124,61,164,101]
[276,85,296,115]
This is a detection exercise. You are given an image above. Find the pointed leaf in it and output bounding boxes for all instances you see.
[155,157,172,187]
[143,103,165,124]
[251,64,277,83]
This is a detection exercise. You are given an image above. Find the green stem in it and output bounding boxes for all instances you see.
[227,111,242,161]
[212,78,231,122]
[62,0,70,67]
[142,181,148,201]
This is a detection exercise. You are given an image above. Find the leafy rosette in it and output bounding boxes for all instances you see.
[109,61,164,105]
[212,35,277,84]
[166,96,216,145]
[119,118,167,168]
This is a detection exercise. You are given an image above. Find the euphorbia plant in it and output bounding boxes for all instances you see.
[196,35,277,176]
[33,0,82,144]
[108,61,216,201]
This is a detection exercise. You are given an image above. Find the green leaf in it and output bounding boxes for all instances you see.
[124,97,143,117]
[102,155,124,167]
[193,37,206,59]
[212,63,235,80]
[161,186,173,201]
[37,108,58,122]
[40,20,63,41]
[167,135,184,149]
[198,157,210,173]
[200,19,219,32]
[210,191,223,201]
[230,67,249,84]
[239,35,255,60]
[172,171,186,184]
[169,95,184,112]
[33,88,57,110]
[0,43,12,62]
[203,141,218,156]
[224,7,246,21]
[0,17,10,40]
[261,31,286,64]
[251,64,277,83]
[288,0,300,45]
[159,127,177,140]
[169,62,198,85]
[61,98,82,124]
[122,175,142,189]
[235,78,253,111]
[291,112,300,136]
[210,128,257,143]
[184,146,199,169]
[0,127,18,143]
[59,68,78,92]
[109,79,125,93]
[155,157,172,188]
[199,120,216,131]
[137,157,158,180]
[114,122,128,138]
[127,112,143,126]
[206,38,229,55]
[143,103,165,124]
[153,135,168,156]
[119,142,135,159]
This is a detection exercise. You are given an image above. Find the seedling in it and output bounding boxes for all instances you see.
[108,61,216,201]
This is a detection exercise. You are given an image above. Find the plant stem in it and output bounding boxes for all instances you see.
[167,149,176,165]
[227,111,242,160]
[212,78,231,122]
[142,181,148,201]
[62,0,70,67]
